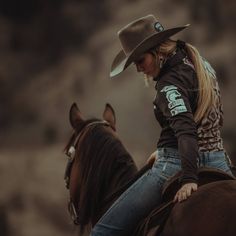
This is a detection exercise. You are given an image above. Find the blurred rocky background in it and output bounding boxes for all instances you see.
[0,0,235,235]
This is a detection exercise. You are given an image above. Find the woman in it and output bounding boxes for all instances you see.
[91,14,233,236]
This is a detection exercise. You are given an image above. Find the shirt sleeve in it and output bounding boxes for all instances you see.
[155,76,199,184]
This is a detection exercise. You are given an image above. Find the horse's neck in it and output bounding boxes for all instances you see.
[78,129,139,227]
[92,156,138,225]
[93,162,156,226]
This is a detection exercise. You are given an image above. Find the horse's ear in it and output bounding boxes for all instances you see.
[103,103,116,130]
[69,103,84,129]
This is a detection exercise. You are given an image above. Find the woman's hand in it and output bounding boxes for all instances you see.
[174,183,198,202]
[146,150,158,166]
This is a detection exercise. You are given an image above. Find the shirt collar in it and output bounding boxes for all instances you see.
[153,48,187,82]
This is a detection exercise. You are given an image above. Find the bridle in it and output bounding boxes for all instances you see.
[64,120,111,224]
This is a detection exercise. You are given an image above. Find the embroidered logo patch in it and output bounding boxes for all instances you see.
[154,22,164,32]
[161,85,187,116]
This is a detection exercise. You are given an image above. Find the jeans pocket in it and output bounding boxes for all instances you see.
[164,160,181,178]
[154,158,181,180]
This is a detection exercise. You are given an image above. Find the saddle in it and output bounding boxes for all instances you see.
[134,167,235,236]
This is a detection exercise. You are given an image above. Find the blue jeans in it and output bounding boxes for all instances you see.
[91,148,232,236]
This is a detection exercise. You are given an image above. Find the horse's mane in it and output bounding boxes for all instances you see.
[66,119,137,231]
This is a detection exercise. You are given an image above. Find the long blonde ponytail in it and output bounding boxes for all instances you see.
[185,43,217,123]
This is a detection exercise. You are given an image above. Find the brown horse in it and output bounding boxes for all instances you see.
[64,102,236,236]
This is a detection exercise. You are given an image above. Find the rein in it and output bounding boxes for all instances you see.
[64,120,111,224]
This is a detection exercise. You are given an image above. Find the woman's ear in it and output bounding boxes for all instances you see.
[103,103,116,131]
[159,56,164,68]
[69,103,84,129]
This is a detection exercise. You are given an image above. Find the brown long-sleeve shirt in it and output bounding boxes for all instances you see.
[153,47,223,184]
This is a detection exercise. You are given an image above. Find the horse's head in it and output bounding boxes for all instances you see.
[64,103,137,231]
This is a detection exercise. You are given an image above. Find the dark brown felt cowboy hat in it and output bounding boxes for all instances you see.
[110,14,189,77]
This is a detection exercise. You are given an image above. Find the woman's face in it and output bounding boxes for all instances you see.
[134,52,160,78]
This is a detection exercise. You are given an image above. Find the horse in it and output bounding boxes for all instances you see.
[64,102,236,236]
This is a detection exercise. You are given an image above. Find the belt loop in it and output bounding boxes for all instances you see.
[197,156,200,167]
[202,152,206,166]
[225,151,233,168]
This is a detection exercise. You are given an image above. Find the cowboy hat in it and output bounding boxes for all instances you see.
[110,14,189,77]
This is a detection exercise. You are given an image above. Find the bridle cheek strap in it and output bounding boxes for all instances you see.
[64,120,110,189]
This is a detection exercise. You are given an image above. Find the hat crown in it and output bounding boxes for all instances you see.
[118,15,161,55]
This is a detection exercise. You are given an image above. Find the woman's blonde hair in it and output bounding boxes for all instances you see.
[156,39,217,123]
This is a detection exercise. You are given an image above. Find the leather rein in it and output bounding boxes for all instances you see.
[64,120,111,224]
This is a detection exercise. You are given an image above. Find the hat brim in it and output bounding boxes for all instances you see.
[110,24,190,78]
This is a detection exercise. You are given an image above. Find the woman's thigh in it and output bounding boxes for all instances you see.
[91,149,182,236]
[91,166,165,235]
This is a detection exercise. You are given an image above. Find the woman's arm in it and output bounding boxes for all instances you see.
[155,70,199,184]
